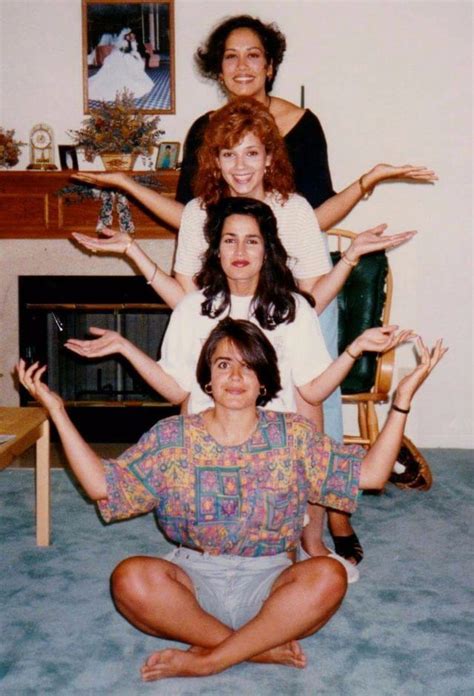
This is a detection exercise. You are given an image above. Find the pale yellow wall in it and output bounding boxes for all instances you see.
[0,0,472,447]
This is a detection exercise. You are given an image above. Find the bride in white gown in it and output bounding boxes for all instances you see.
[88,28,154,102]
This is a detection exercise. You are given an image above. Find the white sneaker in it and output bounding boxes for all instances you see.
[297,544,360,584]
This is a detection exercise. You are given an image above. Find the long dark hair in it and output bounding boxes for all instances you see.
[195,197,315,330]
[195,15,286,93]
[196,318,282,406]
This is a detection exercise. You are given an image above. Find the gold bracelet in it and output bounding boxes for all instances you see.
[123,238,135,256]
[341,251,358,268]
[345,346,361,360]
[146,264,158,285]
[359,174,373,201]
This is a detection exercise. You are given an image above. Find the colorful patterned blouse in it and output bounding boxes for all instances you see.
[98,410,364,557]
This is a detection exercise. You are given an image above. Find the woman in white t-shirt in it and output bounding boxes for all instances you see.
[72,97,422,316]
[66,197,413,580]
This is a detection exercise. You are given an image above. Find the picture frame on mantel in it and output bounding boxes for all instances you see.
[82,0,175,115]
[155,141,180,169]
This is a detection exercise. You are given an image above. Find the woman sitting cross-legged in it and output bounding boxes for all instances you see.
[16,317,446,681]
[66,197,415,581]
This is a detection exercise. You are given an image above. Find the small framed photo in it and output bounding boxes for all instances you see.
[58,145,79,171]
[155,141,180,170]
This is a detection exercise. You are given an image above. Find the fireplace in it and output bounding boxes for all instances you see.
[19,276,178,442]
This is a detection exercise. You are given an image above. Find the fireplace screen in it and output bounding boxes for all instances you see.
[19,276,171,405]
[19,276,178,441]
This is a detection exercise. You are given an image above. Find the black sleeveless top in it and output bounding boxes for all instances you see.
[176,109,335,209]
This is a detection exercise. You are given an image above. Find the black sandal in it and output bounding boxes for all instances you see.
[331,533,364,565]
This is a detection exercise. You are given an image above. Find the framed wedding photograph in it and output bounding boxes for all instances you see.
[155,141,180,169]
[82,0,175,114]
[58,145,79,171]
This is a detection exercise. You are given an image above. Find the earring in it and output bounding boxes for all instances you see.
[204,383,213,395]
[259,385,267,397]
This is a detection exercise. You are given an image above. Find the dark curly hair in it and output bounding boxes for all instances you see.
[196,318,282,406]
[195,197,315,330]
[195,15,286,93]
[193,97,294,206]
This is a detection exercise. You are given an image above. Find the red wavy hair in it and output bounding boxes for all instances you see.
[193,97,295,206]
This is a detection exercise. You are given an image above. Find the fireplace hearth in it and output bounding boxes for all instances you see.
[19,276,178,442]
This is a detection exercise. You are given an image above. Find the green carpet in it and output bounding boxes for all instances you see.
[1,450,473,695]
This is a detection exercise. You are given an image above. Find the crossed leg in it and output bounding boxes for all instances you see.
[112,556,303,668]
[110,554,347,681]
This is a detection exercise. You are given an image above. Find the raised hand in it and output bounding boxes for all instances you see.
[65,327,127,359]
[16,359,64,414]
[71,171,131,190]
[350,325,416,356]
[393,337,448,408]
[363,163,438,191]
[346,224,416,262]
[71,228,132,256]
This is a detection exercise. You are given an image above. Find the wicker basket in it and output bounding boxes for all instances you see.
[100,153,137,171]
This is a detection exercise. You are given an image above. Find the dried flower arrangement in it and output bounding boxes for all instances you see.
[0,128,26,168]
[68,89,164,163]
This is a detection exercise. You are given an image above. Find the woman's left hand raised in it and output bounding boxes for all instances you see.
[346,224,416,262]
[393,337,448,408]
[364,163,438,190]
[349,325,416,356]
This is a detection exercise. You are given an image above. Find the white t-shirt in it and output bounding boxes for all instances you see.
[173,193,331,280]
[158,290,332,415]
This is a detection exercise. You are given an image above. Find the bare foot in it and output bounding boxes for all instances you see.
[188,641,306,669]
[251,640,307,668]
[141,648,213,681]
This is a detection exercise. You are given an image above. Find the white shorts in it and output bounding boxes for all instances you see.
[164,547,292,629]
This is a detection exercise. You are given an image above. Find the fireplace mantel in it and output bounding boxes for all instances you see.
[0,170,179,239]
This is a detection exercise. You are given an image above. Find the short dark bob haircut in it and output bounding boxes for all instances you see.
[195,15,286,93]
[196,318,282,407]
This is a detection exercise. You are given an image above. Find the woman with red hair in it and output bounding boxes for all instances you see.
[72,98,424,567]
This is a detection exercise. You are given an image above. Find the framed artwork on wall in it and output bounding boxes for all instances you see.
[82,0,175,114]
[155,141,180,169]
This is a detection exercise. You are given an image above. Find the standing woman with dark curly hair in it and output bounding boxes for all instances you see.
[176,15,333,209]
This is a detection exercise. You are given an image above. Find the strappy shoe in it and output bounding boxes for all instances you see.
[389,435,433,491]
[331,532,364,566]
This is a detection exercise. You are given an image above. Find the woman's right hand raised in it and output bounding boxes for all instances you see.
[16,360,64,415]
[71,228,133,256]
[65,327,128,359]
[71,171,131,190]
